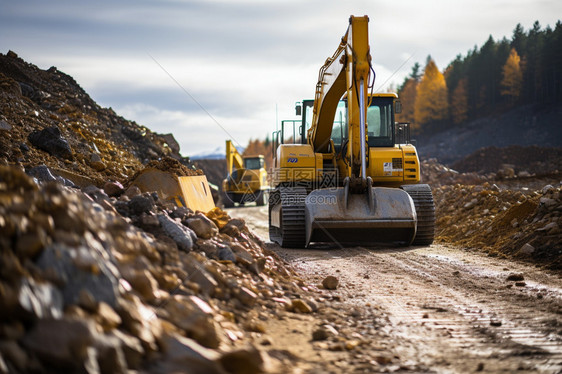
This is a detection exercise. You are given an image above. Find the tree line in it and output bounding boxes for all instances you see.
[396,20,562,134]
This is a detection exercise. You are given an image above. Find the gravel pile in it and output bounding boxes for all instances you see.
[0,51,195,187]
[0,166,323,373]
[434,182,562,269]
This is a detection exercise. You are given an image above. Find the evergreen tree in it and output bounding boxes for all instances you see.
[451,78,468,124]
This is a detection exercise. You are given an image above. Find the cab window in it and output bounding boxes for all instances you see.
[367,98,394,147]
[330,100,347,152]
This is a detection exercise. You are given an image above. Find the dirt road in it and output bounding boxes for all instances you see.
[228,205,562,373]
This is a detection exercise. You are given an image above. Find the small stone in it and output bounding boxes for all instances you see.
[103,181,125,197]
[159,334,223,374]
[93,334,127,374]
[140,213,159,226]
[186,214,219,239]
[27,126,73,160]
[518,243,535,255]
[506,273,524,282]
[78,288,98,312]
[123,268,160,302]
[182,255,218,295]
[219,346,264,374]
[290,299,313,313]
[542,184,554,194]
[22,318,96,367]
[163,295,221,348]
[221,218,246,236]
[374,355,393,364]
[312,325,338,341]
[124,185,141,199]
[322,275,339,290]
[129,195,155,215]
[217,246,236,262]
[0,120,12,131]
[236,287,258,307]
[97,302,122,332]
[538,222,558,232]
[158,214,197,251]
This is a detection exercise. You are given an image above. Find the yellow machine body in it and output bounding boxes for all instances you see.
[222,140,269,207]
[268,16,434,248]
[131,168,215,213]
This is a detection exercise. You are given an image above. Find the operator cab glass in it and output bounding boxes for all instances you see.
[244,157,263,170]
[330,101,347,152]
[367,97,394,147]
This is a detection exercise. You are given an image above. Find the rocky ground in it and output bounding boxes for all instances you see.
[1,50,562,373]
[421,154,562,270]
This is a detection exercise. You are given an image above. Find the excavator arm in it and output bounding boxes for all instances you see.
[225,140,244,176]
[307,15,372,180]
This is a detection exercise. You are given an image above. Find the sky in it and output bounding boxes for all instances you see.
[1,0,561,156]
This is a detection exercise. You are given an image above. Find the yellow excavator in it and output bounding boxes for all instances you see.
[269,15,435,247]
[222,140,269,208]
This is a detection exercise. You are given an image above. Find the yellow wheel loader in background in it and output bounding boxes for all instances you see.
[269,15,435,248]
[222,140,269,208]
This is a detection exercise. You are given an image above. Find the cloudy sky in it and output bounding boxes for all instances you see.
[1,0,560,156]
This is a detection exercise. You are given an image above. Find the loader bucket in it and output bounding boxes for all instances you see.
[131,168,215,212]
[305,186,416,246]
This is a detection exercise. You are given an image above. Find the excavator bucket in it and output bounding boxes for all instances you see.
[305,186,416,246]
[131,168,215,213]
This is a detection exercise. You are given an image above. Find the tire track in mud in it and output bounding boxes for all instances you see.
[229,207,562,372]
[286,245,562,373]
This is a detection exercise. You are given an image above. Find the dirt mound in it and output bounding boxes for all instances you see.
[193,159,227,188]
[0,165,331,372]
[434,183,562,269]
[0,50,197,186]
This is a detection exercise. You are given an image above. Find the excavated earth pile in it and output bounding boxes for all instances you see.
[0,166,329,373]
[0,51,195,187]
[422,156,562,270]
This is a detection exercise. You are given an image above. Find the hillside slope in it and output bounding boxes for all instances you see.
[416,103,562,165]
[0,50,194,186]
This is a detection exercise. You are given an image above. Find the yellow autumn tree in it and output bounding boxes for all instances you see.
[414,58,449,129]
[450,78,468,124]
[501,48,523,101]
[396,78,417,124]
